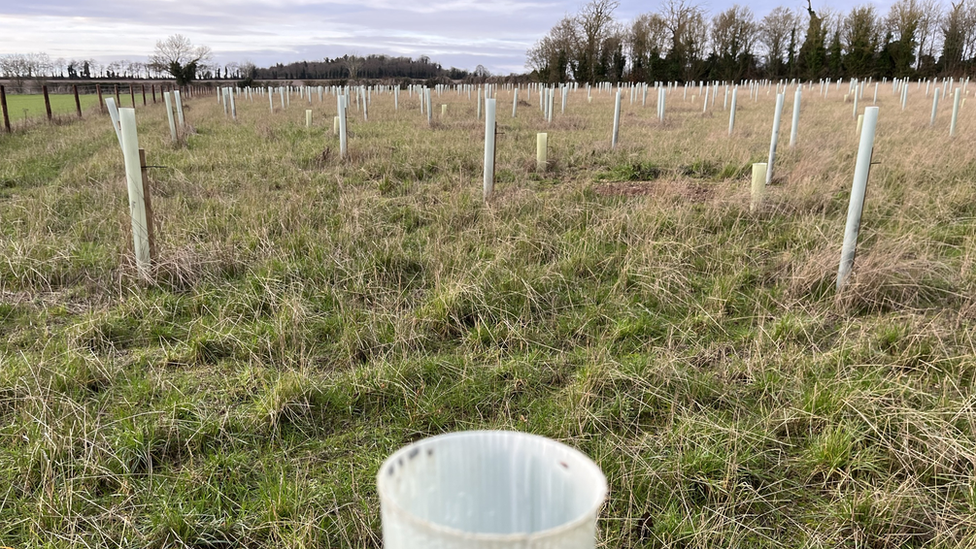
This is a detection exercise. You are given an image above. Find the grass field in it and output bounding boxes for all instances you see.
[2,92,104,123]
[1,81,975,548]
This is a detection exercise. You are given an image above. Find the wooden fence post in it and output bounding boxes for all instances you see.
[43,85,53,121]
[114,84,120,106]
[129,84,136,108]
[74,85,82,118]
[97,84,104,113]
[141,84,147,106]
[0,85,10,132]
[151,84,156,104]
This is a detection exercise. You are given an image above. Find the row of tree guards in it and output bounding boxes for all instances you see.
[83,76,968,289]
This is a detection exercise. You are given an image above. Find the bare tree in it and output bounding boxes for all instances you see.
[527,16,579,83]
[224,62,240,80]
[576,0,620,83]
[660,0,709,81]
[940,0,975,74]
[344,55,363,81]
[628,13,669,81]
[0,52,52,91]
[760,7,800,78]
[149,34,212,85]
[711,5,757,81]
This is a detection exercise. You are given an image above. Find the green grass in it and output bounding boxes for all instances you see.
[3,92,102,123]
[0,83,975,548]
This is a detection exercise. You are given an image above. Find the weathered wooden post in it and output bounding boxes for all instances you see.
[0,85,10,132]
[142,85,147,106]
[483,98,497,200]
[43,85,53,121]
[97,84,104,113]
[129,84,136,108]
[73,85,82,118]
[837,106,880,291]
[118,108,151,279]
[114,84,121,106]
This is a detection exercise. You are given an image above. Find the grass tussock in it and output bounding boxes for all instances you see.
[0,84,975,548]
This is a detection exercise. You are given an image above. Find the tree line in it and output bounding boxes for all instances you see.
[0,37,475,93]
[253,55,472,82]
[526,0,976,84]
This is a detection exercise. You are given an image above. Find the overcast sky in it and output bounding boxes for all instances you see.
[1,0,905,75]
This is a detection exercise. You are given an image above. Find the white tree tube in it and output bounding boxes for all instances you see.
[174,91,185,127]
[512,88,518,118]
[163,92,177,142]
[728,87,737,135]
[950,88,961,137]
[537,133,548,172]
[105,97,123,149]
[751,163,767,212]
[837,106,879,291]
[766,92,785,185]
[611,90,621,149]
[339,96,348,159]
[483,98,497,200]
[118,108,151,278]
[789,88,801,147]
[931,89,940,126]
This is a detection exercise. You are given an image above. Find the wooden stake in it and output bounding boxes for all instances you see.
[142,85,147,106]
[151,84,156,104]
[0,85,10,132]
[139,148,157,261]
[129,84,136,108]
[73,85,82,118]
[43,85,53,121]
[97,84,104,113]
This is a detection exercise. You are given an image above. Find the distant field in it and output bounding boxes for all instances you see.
[3,93,103,122]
